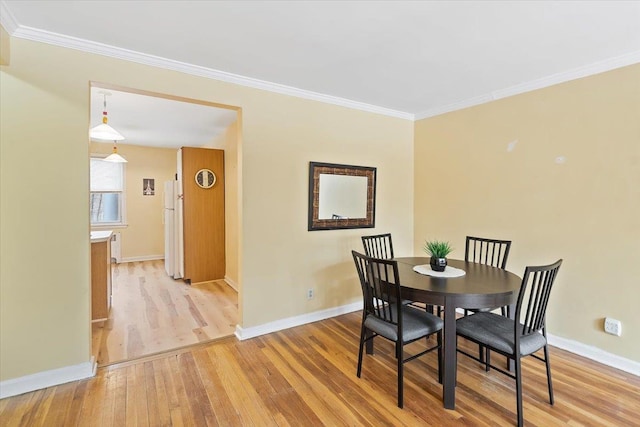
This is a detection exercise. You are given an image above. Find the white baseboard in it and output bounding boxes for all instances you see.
[235,304,639,377]
[224,276,238,292]
[455,309,638,376]
[547,333,639,376]
[0,357,96,399]
[119,255,164,263]
[235,301,363,341]
[5,308,635,399]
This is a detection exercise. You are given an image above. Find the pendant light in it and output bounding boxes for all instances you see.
[90,90,127,162]
[104,141,128,163]
[90,91,125,141]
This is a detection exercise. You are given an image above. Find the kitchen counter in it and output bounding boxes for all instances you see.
[91,230,113,242]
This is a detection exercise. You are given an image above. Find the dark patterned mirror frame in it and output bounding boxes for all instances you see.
[308,161,377,231]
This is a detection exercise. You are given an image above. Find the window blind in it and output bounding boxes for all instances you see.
[90,158,123,192]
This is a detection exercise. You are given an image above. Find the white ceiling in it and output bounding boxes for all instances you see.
[89,87,238,149]
[2,1,640,146]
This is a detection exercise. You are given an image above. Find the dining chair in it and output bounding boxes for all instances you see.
[456,259,563,427]
[361,233,395,259]
[352,250,443,408]
[463,236,513,361]
[465,235,512,270]
[361,233,428,311]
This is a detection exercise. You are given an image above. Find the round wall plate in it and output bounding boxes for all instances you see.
[195,168,216,189]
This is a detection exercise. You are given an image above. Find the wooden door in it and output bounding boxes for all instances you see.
[181,147,225,283]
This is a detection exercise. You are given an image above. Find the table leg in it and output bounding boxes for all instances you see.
[443,302,457,409]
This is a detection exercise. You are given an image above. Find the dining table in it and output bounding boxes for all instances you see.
[394,257,522,410]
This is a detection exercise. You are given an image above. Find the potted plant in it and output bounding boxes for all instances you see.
[423,240,453,272]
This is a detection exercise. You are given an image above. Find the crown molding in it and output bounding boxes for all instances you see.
[0,1,19,34]
[414,94,498,121]
[415,50,640,120]
[7,23,414,120]
[3,6,638,123]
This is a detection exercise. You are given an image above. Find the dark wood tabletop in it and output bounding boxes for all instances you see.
[394,257,522,410]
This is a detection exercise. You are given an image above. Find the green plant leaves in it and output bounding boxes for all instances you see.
[423,240,453,258]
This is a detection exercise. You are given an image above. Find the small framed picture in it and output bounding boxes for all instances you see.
[143,178,155,196]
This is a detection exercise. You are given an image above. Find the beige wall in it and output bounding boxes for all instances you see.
[0,37,414,381]
[239,96,414,327]
[212,121,241,286]
[3,29,636,387]
[414,64,640,361]
[0,25,9,65]
[90,142,177,260]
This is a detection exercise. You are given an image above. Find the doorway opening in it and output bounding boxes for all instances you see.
[88,82,242,366]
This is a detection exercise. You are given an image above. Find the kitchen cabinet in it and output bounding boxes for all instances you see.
[91,230,113,321]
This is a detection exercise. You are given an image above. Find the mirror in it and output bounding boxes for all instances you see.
[308,162,376,231]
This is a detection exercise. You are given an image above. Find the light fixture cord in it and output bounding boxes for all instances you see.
[102,94,108,124]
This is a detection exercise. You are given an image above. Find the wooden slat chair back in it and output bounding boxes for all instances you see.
[456,259,563,427]
[463,235,513,316]
[463,235,513,361]
[361,233,394,260]
[361,233,423,309]
[351,250,443,408]
[465,236,511,269]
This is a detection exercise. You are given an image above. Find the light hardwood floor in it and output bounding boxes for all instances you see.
[92,260,238,366]
[4,312,639,426]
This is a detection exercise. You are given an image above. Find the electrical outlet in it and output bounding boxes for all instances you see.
[604,317,622,336]
[307,288,314,299]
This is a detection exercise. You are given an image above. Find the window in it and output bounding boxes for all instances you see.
[90,157,125,225]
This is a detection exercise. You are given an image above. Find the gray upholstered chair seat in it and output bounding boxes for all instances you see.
[352,250,443,408]
[462,236,513,362]
[455,259,562,426]
[456,312,547,356]
[365,305,443,342]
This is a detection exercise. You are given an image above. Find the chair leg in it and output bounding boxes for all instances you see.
[357,324,366,377]
[479,343,485,364]
[397,343,404,408]
[515,357,523,427]
[544,344,554,405]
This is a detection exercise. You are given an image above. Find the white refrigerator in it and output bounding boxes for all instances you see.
[164,180,184,279]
